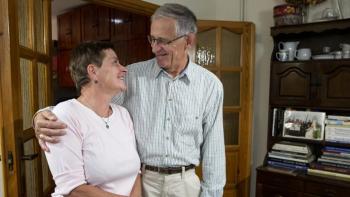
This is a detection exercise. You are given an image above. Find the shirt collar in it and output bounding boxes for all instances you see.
[151,57,195,82]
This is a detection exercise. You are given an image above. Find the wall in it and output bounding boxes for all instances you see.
[52,16,58,40]
[144,0,242,20]
[246,0,284,196]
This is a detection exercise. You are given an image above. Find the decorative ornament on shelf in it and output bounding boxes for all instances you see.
[284,0,326,5]
[284,0,327,23]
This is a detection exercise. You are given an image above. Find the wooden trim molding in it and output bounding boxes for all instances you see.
[87,0,158,16]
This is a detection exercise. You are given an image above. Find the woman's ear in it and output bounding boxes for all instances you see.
[87,64,97,80]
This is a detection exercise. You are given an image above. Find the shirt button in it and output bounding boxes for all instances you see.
[166,137,169,140]
[165,155,168,157]
[168,98,172,101]
[167,118,170,121]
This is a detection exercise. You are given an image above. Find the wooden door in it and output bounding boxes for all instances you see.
[195,20,255,197]
[0,0,54,196]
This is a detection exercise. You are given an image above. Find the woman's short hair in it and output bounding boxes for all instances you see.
[151,3,197,36]
[69,41,115,92]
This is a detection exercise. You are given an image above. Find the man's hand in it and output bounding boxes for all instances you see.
[34,110,67,152]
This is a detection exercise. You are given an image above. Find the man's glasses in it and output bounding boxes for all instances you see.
[147,34,187,46]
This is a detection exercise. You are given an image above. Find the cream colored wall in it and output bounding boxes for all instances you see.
[52,16,58,40]
[246,0,284,196]
[144,0,242,20]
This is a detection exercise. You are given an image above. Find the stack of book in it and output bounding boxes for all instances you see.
[267,141,315,171]
[308,146,350,182]
[325,115,350,143]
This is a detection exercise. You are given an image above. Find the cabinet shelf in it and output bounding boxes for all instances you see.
[271,18,350,36]
[272,59,350,65]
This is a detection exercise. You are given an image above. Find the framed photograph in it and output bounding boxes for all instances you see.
[282,110,326,140]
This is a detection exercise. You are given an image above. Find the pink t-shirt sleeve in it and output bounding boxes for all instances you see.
[45,102,86,196]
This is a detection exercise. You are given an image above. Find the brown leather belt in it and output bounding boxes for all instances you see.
[144,164,195,174]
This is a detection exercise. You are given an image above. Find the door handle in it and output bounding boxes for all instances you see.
[21,153,39,160]
[8,151,14,171]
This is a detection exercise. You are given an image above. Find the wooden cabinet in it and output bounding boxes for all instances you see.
[81,4,110,41]
[110,9,152,65]
[257,167,350,197]
[58,9,81,50]
[56,3,153,87]
[57,50,74,87]
[270,61,350,108]
[257,19,350,197]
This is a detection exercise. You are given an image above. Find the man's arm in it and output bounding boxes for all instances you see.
[33,109,67,151]
[68,184,127,197]
[200,82,226,197]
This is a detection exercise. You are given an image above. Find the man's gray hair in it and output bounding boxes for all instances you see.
[151,3,197,36]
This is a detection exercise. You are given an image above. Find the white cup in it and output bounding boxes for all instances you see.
[278,41,300,51]
[276,50,289,61]
[334,51,342,59]
[340,43,350,52]
[343,50,350,59]
[278,42,299,61]
[295,48,311,60]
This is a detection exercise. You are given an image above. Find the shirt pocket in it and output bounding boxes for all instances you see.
[177,114,203,147]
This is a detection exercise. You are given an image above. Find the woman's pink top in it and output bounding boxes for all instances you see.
[45,99,140,196]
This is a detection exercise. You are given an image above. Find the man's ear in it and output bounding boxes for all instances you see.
[186,33,196,48]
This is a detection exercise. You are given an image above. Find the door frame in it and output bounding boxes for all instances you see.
[1,0,53,196]
[0,0,21,195]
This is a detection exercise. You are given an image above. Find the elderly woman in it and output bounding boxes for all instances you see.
[45,41,141,197]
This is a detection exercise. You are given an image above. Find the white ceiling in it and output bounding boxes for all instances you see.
[51,0,87,16]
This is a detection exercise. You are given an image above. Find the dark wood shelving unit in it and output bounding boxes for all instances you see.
[256,19,350,197]
[271,18,350,36]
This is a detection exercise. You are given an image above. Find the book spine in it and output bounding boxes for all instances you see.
[272,108,277,136]
[268,157,309,166]
[320,155,350,163]
[276,109,285,136]
[325,126,350,143]
[325,119,350,125]
[317,161,350,169]
[267,160,308,171]
[268,152,311,161]
[323,151,350,158]
[273,143,309,154]
[310,162,350,175]
[318,160,350,169]
[270,150,309,159]
[324,146,350,153]
[327,115,350,121]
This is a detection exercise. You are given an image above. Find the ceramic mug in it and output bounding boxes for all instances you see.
[278,41,299,61]
[278,41,300,51]
[334,51,342,59]
[343,50,350,59]
[295,48,311,60]
[340,43,350,52]
[276,50,289,61]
